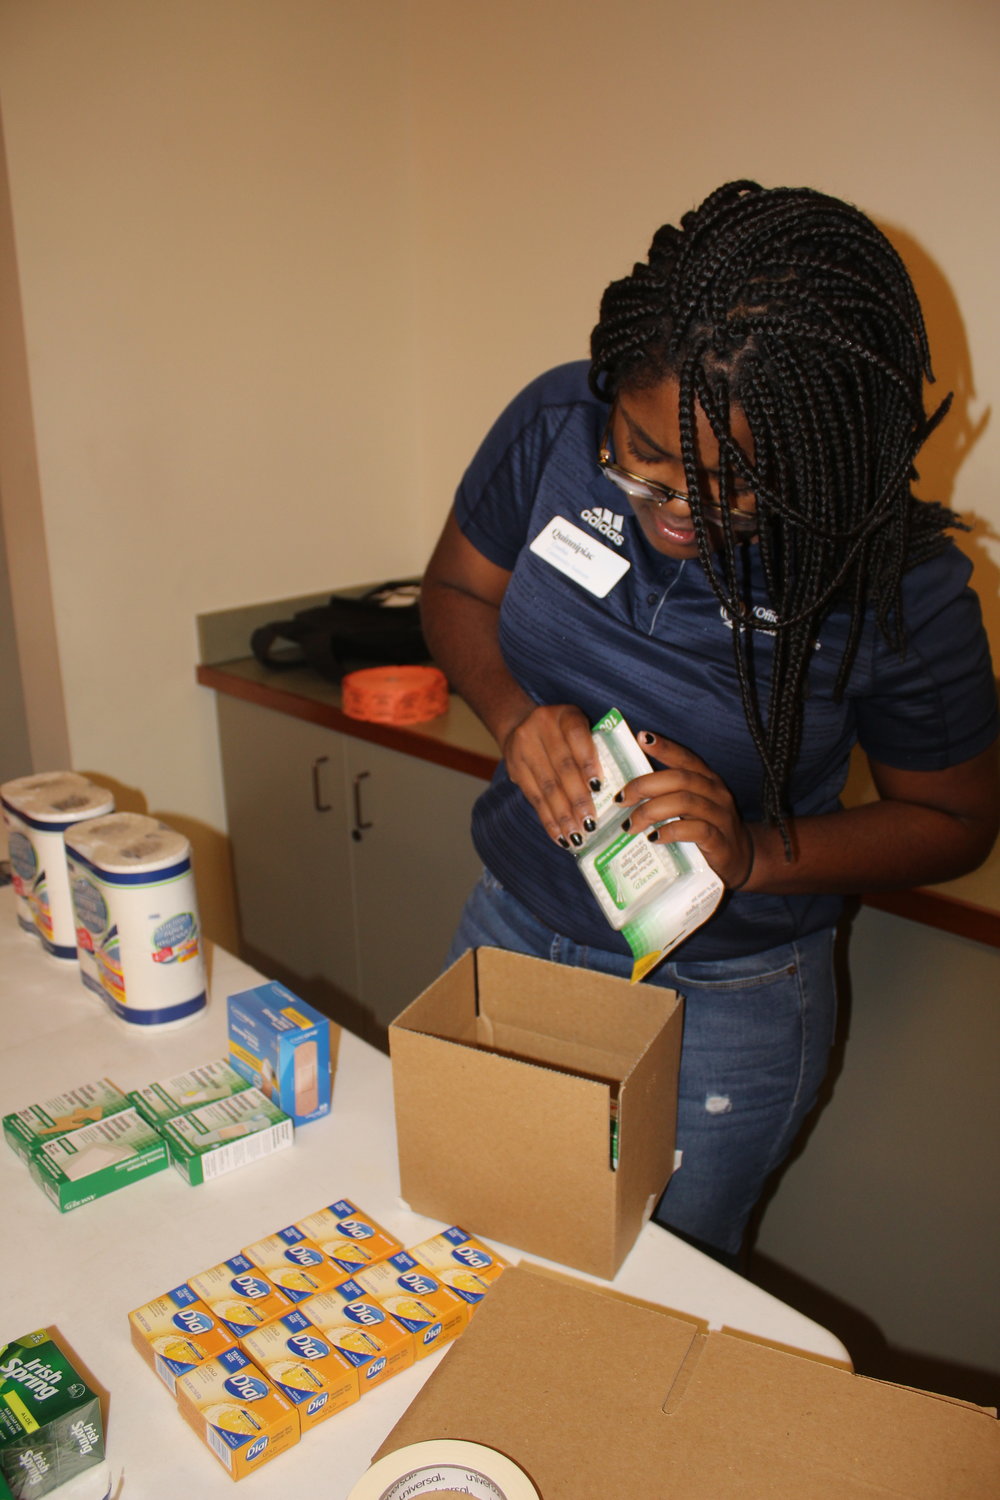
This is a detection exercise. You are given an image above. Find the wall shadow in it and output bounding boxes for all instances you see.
[880,221,998,648]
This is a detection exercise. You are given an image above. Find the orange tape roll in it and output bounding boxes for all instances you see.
[341,665,449,726]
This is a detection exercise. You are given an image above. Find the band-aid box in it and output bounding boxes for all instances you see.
[226,982,331,1125]
[28,1108,169,1211]
[157,1087,293,1185]
[175,1347,298,1480]
[3,1079,131,1164]
[127,1060,251,1130]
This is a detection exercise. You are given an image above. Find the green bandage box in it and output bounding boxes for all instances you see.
[28,1108,169,1212]
[158,1087,293,1185]
[3,1081,131,1166]
[0,1331,105,1498]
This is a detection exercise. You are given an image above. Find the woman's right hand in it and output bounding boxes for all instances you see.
[421,516,601,849]
[501,703,603,849]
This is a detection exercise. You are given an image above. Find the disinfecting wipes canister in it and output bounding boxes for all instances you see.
[1,773,115,960]
[63,812,207,1029]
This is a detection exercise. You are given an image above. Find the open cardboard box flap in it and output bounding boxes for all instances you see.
[389,948,683,1278]
[373,1265,1000,1499]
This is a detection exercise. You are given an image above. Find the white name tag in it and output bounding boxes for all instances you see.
[529,517,630,598]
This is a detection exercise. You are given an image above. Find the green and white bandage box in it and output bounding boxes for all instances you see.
[127,1060,251,1130]
[3,1081,131,1166]
[0,1330,105,1498]
[159,1087,293,1185]
[575,709,723,982]
[28,1108,169,1212]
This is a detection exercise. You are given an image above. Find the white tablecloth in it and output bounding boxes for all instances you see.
[0,889,848,1497]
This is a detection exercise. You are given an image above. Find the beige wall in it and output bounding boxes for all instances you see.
[408,0,1000,638]
[1,0,998,942]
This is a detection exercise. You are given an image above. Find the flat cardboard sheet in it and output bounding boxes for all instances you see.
[374,1266,1000,1499]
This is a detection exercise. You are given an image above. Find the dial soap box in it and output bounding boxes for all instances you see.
[0,1330,106,1498]
[226,982,331,1125]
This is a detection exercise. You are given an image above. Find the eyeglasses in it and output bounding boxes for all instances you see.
[598,410,758,534]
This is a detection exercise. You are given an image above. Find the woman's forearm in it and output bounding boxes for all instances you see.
[420,576,534,752]
[744,750,999,894]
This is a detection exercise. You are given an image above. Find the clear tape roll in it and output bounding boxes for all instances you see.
[347,1439,541,1500]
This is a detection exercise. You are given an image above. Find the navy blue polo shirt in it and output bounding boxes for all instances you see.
[454,361,999,961]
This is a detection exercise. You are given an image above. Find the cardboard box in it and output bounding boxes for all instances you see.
[373,1265,1000,1499]
[226,982,331,1125]
[389,947,683,1279]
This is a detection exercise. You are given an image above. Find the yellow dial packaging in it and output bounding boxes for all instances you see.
[187,1257,294,1340]
[241,1229,345,1302]
[347,1251,467,1359]
[407,1227,508,1312]
[298,1285,413,1392]
[174,1348,298,1480]
[240,1311,359,1432]
[128,1284,238,1396]
[293,1199,402,1275]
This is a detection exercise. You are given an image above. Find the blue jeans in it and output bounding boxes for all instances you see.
[446,868,838,1264]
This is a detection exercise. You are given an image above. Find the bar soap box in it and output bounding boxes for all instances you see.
[226,982,331,1125]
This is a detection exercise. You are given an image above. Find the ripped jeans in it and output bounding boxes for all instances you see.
[445,868,838,1265]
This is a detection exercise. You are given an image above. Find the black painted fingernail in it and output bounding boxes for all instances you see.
[583,816,596,833]
[646,828,659,843]
[589,777,601,792]
[621,818,631,833]
[570,831,583,847]
[639,732,655,746]
[557,836,570,849]
[613,790,625,804]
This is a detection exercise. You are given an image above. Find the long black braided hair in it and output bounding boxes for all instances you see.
[589,180,961,838]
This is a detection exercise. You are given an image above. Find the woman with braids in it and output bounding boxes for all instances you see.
[420,181,1000,1266]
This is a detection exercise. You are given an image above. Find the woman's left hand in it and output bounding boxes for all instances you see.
[620,731,755,891]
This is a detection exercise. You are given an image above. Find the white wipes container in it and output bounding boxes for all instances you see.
[63,812,207,1029]
[1,772,115,959]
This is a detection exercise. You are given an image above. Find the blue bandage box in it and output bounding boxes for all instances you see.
[226,982,331,1125]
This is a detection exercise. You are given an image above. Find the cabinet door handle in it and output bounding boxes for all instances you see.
[352,770,373,840]
[311,755,332,812]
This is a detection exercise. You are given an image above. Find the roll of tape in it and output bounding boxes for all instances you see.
[347,1439,541,1500]
[341,665,449,726]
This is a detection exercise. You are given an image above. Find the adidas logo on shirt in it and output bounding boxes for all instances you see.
[580,506,625,547]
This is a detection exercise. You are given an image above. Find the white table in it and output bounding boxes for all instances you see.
[0,888,849,1497]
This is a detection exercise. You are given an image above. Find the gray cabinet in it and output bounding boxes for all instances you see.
[216,694,484,1043]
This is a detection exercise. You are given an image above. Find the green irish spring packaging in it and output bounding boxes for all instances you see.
[0,1331,105,1498]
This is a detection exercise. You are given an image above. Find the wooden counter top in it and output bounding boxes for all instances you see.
[198,657,1000,950]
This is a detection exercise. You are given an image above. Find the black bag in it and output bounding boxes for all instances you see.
[250,581,431,683]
